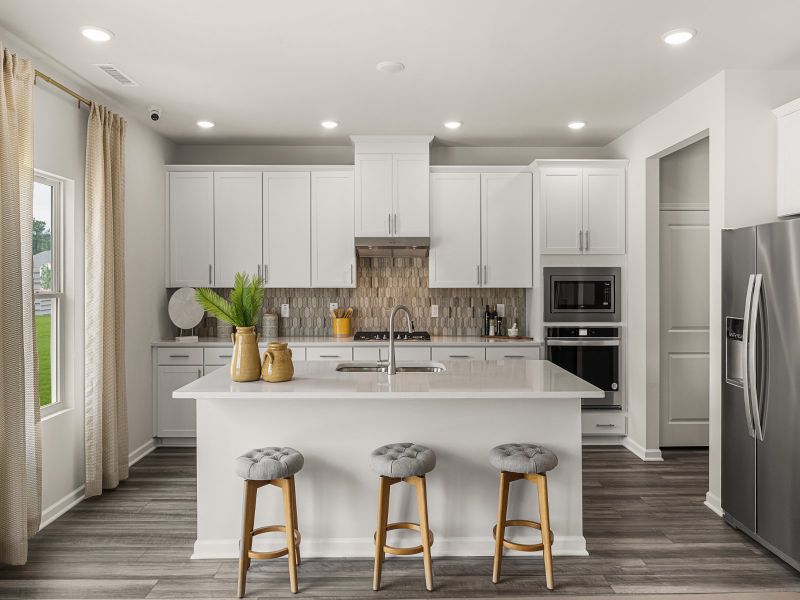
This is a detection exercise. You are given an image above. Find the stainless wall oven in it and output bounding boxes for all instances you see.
[545,327,621,409]
[544,267,621,322]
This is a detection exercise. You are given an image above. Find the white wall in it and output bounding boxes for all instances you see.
[1,27,175,525]
[660,138,710,207]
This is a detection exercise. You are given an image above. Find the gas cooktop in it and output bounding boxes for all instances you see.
[353,331,431,341]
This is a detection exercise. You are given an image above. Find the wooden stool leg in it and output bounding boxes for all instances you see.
[413,476,434,592]
[492,471,511,584]
[289,476,301,566]
[281,479,299,594]
[373,476,391,591]
[536,474,554,590]
[238,480,257,598]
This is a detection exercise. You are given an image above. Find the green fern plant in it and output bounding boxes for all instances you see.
[195,272,264,327]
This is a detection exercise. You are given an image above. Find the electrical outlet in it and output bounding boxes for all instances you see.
[497,304,505,317]
[281,303,290,318]
[431,304,439,318]
[329,302,338,311]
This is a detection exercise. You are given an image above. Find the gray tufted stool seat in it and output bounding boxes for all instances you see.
[370,442,436,478]
[489,443,558,474]
[235,446,304,480]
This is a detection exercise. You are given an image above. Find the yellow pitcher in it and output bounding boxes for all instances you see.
[261,342,294,383]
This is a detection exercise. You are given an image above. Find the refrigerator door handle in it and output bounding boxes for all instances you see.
[748,273,765,441]
[741,274,757,439]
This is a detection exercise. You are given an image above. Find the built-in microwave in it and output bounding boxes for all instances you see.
[543,267,621,322]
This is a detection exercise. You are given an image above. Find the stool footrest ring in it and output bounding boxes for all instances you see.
[493,519,554,553]
[247,524,301,560]
[374,522,434,556]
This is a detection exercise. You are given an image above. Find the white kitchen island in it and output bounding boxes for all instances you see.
[173,359,603,560]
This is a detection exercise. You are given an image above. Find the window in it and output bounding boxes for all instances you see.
[33,174,63,411]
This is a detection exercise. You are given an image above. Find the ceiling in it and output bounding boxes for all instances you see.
[3,0,800,146]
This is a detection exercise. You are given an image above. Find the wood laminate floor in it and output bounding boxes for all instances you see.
[2,447,800,599]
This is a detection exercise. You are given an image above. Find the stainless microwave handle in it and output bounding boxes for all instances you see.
[546,339,620,347]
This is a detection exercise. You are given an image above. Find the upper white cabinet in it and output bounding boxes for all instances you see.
[352,136,432,237]
[774,98,800,217]
[168,172,214,287]
[263,172,311,288]
[429,171,532,288]
[537,160,627,255]
[311,171,356,287]
[214,172,262,287]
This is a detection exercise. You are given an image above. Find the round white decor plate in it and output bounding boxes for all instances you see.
[168,287,205,330]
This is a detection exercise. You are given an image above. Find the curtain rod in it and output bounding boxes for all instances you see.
[34,69,91,108]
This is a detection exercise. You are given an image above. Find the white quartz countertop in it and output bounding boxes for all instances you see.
[172,359,602,400]
[153,335,542,348]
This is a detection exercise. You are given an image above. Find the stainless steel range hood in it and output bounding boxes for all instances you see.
[355,237,430,258]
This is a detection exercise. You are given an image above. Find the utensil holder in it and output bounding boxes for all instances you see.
[332,318,351,337]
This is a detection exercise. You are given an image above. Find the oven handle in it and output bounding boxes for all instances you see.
[545,339,620,347]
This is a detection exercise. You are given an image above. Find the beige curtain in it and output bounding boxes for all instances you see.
[0,42,41,565]
[84,104,128,497]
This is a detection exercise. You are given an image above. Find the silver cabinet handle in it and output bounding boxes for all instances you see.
[504,355,525,358]
[448,354,470,358]
[218,354,232,358]
[477,264,481,285]
[393,213,398,235]
[208,264,213,285]
[264,264,269,284]
[586,229,590,251]
[578,230,583,252]
[197,369,202,378]
[320,354,341,358]
[350,263,354,284]
[483,264,487,284]
[595,423,616,428]
[257,264,261,279]
[388,212,392,235]
[169,354,190,358]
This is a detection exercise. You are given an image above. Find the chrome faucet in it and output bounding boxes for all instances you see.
[387,304,414,375]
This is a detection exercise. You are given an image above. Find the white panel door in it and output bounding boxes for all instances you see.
[481,172,532,287]
[156,365,201,438]
[659,210,710,446]
[583,167,626,254]
[429,173,481,288]
[393,154,430,236]
[540,168,582,255]
[169,172,214,286]
[213,172,262,287]
[355,154,393,236]
[311,171,356,287]
[263,172,311,288]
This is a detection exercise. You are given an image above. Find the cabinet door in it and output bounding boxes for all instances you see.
[156,365,201,438]
[777,110,800,217]
[380,346,432,361]
[355,154,393,236]
[393,154,430,236]
[481,172,532,287]
[312,171,356,287]
[214,172,262,287]
[429,173,482,288]
[169,172,214,286]
[263,172,311,287]
[583,167,626,254]
[540,168,582,254]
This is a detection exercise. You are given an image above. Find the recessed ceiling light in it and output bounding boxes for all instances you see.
[80,26,114,42]
[320,120,339,129]
[662,28,696,45]
[196,120,215,129]
[568,121,586,130]
[376,61,405,74]
[444,121,462,130]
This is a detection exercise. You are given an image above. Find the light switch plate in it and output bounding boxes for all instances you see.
[281,303,290,318]
[329,302,338,311]
[431,305,439,318]
[497,304,505,317]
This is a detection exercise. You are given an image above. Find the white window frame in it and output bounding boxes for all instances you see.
[34,172,65,417]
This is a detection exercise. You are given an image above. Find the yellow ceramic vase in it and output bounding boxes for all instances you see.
[261,342,294,383]
[230,326,262,382]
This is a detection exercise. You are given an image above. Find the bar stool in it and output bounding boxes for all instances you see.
[489,443,558,590]
[234,446,304,597]
[370,442,436,592]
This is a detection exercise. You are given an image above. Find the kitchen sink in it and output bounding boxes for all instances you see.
[335,361,446,373]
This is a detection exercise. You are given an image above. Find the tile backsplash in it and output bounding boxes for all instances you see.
[173,257,525,338]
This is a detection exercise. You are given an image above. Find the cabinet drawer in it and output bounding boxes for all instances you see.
[380,347,431,361]
[156,347,203,365]
[485,347,540,360]
[432,347,485,361]
[306,347,353,361]
[204,347,234,366]
[582,412,626,436]
[353,347,381,362]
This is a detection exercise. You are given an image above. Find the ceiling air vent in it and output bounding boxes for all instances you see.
[92,64,139,87]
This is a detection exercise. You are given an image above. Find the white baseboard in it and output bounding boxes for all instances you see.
[622,436,664,462]
[704,491,723,517]
[582,436,626,446]
[156,437,197,447]
[191,535,588,560]
[39,485,85,530]
[129,438,157,466]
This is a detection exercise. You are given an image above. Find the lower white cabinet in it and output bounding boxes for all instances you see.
[306,347,353,361]
[485,346,540,360]
[431,347,486,361]
[155,365,200,438]
[381,347,431,361]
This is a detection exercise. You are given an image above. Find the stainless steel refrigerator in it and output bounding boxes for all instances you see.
[722,218,800,571]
